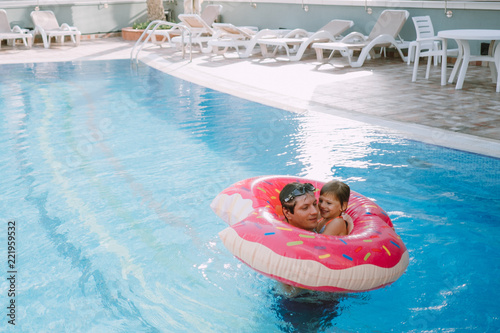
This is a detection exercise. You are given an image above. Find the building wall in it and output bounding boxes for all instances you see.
[213,4,500,41]
[3,1,500,50]
[4,3,148,34]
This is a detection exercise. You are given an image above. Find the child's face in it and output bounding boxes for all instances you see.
[318,193,344,220]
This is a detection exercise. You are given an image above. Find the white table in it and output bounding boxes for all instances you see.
[438,29,500,92]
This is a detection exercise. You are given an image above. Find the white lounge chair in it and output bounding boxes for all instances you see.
[410,16,458,85]
[312,10,409,67]
[199,4,222,26]
[0,9,32,48]
[257,19,354,61]
[30,10,81,48]
[152,4,222,46]
[171,13,217,53]
[208,23,286,58]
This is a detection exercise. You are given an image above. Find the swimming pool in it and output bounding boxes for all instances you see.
[0,59,499,332]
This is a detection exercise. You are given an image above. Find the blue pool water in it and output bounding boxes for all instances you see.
[0,59,499,332]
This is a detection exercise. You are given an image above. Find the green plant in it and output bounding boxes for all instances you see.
[132,21,172,30]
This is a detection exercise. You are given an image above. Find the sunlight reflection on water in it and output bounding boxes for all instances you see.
[0,59,498,332]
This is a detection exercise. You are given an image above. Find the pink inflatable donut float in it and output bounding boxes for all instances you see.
[211,175,409,293]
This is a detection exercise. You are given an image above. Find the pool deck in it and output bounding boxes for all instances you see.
[1,37,499,158]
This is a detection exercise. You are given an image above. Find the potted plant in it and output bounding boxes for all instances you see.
[122,21,173,41]
[122,0,173,41]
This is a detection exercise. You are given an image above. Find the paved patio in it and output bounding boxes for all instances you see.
[1,37,499,157]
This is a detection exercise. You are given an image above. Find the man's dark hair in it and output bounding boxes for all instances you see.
[279,182,315,214]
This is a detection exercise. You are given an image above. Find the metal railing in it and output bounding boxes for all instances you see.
[130,20,192,64]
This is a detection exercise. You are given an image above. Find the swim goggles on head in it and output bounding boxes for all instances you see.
[283,183,316,202]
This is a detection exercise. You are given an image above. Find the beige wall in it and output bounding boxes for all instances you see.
[3,1,500,50]
[3,3,148,34]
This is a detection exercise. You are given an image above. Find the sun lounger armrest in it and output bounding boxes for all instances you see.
[284,28,309,38]
[239,27,256,35]
[370,33,401,44]
[212,29,227,38]
[314,30,337,41]
[340,32,367,43]
[257,28,282,38]
[11,25,24,33]
[61,23,78,32]
[416,36,445,43]
[33,24,43,35]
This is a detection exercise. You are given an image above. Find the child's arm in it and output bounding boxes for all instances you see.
[322,217,348,236]
[315,218,325,233]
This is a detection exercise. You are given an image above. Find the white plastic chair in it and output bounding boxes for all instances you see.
[152,4,222,46]
[311,10,409,67]
[171,14,217,53]
[411,16,458,85]
[408,17,441,66]
[30,10,81,48]
[257,19,354,62]
[0,9,32,48]
[208,23,284,58]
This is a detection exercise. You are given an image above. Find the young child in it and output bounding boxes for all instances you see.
[316,180,350,236]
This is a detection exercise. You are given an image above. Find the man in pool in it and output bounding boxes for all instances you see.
[279,182,319,232]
